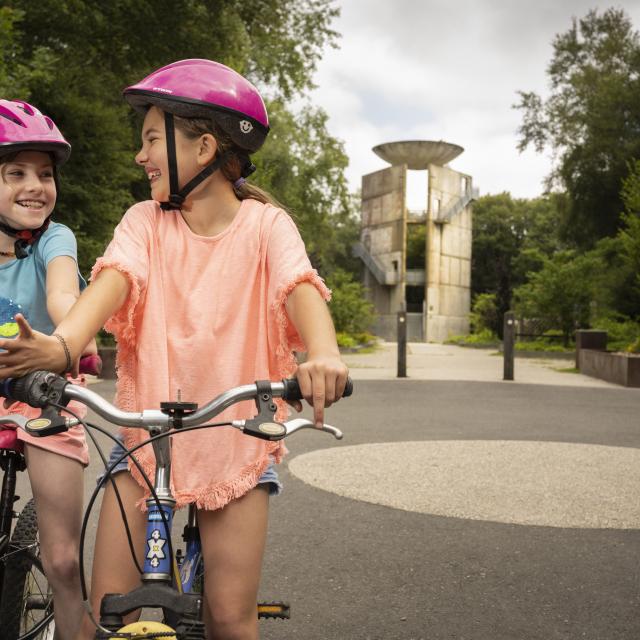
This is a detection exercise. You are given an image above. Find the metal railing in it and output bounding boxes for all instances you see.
[352,242,398,285]
[435,187,479,223]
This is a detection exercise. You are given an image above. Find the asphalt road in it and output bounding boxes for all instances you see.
[259,379,640,640]
[13,374,640,640]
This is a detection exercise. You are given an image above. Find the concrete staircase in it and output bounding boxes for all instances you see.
[436,187,479,223]
[352,242,399,285]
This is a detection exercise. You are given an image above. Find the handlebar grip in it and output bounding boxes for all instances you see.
[1,371,69,408]
[281,377,353,401]
[79,354,102,376]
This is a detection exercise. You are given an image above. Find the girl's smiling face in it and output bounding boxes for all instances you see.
[135,106,202,203]
[0,151,57,230]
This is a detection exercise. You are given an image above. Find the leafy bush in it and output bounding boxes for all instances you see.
[591,314,640,352]
[514,339,571,352]
[469,293,499,334]
[514,250,601,346]
[326,269,376,335]
[336,332,357,348]
[446,329,498,346]
[627,337,640,353]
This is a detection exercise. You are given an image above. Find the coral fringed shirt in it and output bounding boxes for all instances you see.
[91,199,330,510]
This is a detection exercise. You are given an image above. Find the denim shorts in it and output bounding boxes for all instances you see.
[98,433,282,497]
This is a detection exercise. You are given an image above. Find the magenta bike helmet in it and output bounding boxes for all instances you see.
[123,59,269,210]
[0,100,71,258]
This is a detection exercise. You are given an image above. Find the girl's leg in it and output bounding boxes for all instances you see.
[79,471,147,640]
[25,445,85,640]
[198,486,269,640]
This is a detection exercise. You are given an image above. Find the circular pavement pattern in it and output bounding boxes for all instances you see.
[288,440,640,529]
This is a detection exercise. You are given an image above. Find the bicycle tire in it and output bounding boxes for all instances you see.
[0,498,54,640]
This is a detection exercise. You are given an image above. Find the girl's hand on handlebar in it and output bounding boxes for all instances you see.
[295,354,349,428]
[0,314,67,380]
[70,337,100,377]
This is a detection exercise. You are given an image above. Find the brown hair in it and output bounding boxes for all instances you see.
[0,150,57,184]
[0,151,20,164]
[173,115,285,210]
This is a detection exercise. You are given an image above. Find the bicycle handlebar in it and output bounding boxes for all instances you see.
[1,370,352,441]
[280,376,353,401]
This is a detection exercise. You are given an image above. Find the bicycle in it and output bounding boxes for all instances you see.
[1,369,352,639]
[0,355,102,640]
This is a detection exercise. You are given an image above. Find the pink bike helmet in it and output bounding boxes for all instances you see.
[123,59,269,209]
[0,100,71,165]
[0,100,70,258]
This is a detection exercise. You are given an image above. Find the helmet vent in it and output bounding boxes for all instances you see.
[44,116,55,130]
[0,106,25,127]
[14,101,34,116]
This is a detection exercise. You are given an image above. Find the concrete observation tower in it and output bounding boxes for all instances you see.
[354,140,477,342]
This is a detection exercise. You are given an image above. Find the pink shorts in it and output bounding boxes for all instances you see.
[0,374,89,466]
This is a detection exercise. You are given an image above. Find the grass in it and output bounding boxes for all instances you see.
[337,331,379,352]
[446,330,499,348]
[514,339,573,353]
[353,344,379,355]
[448,331,574,353]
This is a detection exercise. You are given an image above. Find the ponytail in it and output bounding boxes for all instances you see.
[232,180,286,209]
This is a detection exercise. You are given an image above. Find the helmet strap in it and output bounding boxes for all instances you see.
[0,216,51,259]
[161,112,182,210]
[159,112,235,211]
[236,154,256,179]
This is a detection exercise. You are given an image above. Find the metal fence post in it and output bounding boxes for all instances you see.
[503,311,515,381]
[397,310,407,378]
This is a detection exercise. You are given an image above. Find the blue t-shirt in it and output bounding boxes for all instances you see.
[0,222,86,338]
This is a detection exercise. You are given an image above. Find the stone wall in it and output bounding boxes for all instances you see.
[424,165,472,342]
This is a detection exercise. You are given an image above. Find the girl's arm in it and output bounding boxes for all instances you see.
[46,256,98,361]
[285,281,349,427]
[45,256,83,327]
[0,268,129,379]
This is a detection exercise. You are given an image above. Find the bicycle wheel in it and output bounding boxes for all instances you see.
[0,498,54,640]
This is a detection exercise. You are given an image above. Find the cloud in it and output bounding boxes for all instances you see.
[309,0,640,198]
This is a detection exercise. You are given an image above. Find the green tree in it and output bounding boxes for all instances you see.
[253,100,358,275]
[469,293,498,335]
[406,224,426,269]
[0,7,52,98]
[610,160,640,317]
[516,8,640,248]
[514,251,602,346]
[325,269,375,335]
[0,1,349,275]
[471,192,562,333]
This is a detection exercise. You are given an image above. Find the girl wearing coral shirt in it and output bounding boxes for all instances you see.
[0,60,348,640]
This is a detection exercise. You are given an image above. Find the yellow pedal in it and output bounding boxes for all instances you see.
[257,601,290,619]
[111,620,177,639]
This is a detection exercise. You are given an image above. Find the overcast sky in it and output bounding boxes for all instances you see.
[308,1,640,206]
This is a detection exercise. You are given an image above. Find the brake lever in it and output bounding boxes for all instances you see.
[0,415,29,430]
[0,410,75,437]
[232,418,343,441]
[282,418,343,440]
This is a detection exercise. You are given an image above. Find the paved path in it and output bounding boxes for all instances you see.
[342,341,617,387]
[12,344,639,639]
[269,343,639,639]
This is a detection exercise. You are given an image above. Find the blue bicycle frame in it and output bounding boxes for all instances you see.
[141,434,176,583]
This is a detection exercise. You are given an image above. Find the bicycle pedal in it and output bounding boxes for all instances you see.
[108,621,177,639]
[257,601,290,619]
